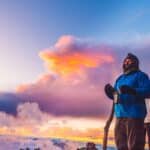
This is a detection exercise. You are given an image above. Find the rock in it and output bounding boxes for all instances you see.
[77,142,98,150]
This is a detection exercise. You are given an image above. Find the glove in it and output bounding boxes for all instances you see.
[119,85,136,95]
[104,84,116,99]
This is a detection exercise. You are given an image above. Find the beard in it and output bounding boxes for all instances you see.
[123,63,130,72]
[123,63,138,73]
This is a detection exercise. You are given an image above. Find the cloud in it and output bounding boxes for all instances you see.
[14,35,118,118]
[0,101,110,141]
[0,93,22,115]
[0,102,49,128]
[1,35,150,120]
[0,34,149,139]
[39,35,115,76]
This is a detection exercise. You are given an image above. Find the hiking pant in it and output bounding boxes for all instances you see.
[114,118,145,150]
[144,123,150,150]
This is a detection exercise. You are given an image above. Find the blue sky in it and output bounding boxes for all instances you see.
[0,0,150,90]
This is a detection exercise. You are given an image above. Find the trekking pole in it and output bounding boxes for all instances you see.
[102,102,114,150]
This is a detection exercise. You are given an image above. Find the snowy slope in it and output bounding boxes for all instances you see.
[0,135,116,150]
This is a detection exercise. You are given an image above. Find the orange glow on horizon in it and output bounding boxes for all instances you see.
[0,122,115,145]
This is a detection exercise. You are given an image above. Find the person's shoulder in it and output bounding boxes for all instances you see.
[115,74,124,82]
[137,70,149,77]
[136,70,149,80]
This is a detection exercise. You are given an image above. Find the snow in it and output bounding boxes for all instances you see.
[0,135,116,150]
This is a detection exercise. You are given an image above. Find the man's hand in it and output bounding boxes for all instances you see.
[104,84,116,99]
[119,85,136,95]
[105,84,115,94]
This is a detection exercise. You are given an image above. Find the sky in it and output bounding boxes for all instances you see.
[0,0,150,143]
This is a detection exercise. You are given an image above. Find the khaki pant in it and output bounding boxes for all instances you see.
[115,118,145,150]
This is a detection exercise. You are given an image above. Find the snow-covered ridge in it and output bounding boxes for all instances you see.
[0,135,116,150]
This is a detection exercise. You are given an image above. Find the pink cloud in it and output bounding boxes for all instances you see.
[1,35,149,119]
[16,35,118,118]
[39,35,115,77]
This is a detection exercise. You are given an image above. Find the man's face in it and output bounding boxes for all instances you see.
[124,58,133,65]
[123,58,134,71]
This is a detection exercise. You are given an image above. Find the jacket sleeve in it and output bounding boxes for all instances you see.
[135,72,150,98]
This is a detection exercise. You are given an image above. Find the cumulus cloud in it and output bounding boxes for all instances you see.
[39,35,114,76]
[0,102,49,128]
[14,35,118,118]
[41,35,116,80]
[1,35,150,120]
[0,101,108,141]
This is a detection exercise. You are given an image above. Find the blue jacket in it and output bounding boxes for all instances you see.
[112,70,150,118]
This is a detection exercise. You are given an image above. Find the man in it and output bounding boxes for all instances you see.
[104,53,150,150]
